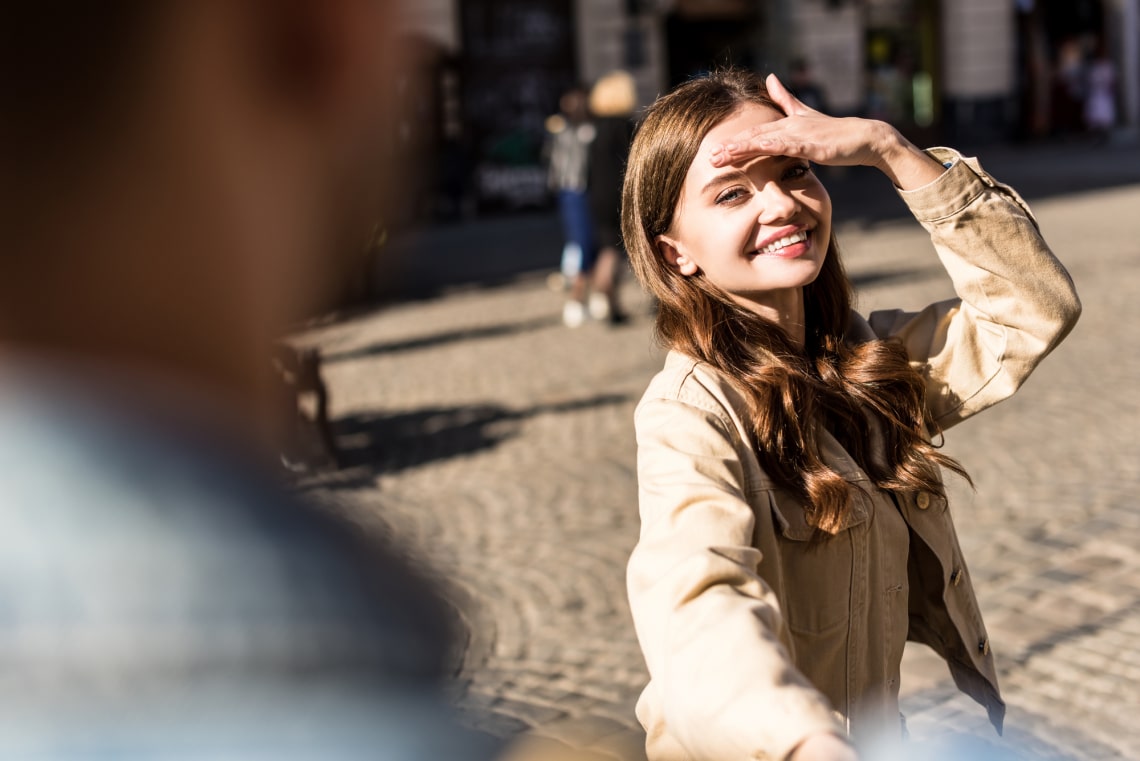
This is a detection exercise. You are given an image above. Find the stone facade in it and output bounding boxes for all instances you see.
[399,0,1139,135]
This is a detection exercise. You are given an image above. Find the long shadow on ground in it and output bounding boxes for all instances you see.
[296,392,633,493]
[324,315,562,363]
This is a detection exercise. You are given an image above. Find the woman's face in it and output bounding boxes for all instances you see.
[656,103,833,320]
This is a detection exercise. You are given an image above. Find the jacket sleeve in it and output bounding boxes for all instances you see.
[627,394,846,761]
[866,148,1081,431]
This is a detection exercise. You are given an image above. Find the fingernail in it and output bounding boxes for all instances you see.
[724,143,738,152]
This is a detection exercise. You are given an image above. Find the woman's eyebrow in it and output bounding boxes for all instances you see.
[700,170,747,196]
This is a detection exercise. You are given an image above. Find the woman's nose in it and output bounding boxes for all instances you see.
[756,182,800,223]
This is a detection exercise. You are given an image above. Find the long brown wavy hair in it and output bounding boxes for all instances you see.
[622,69,967,534]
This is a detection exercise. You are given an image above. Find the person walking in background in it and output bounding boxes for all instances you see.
[584,70,637,326]
[621,69,1080,760]
[1084,40,1117,141]
[546,86,598,327]
[1053,37,1088,135]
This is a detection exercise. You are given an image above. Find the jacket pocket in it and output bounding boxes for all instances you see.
[764,487,871,634]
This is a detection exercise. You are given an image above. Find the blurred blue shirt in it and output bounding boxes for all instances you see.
[0,358,496,760]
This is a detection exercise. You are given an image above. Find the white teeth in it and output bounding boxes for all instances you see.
[759,230,808,254]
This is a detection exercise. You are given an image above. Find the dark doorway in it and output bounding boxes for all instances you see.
[460,0,577,211]
[1040,0,1104,44]
[664,3,762,87]
[1016,0,1107,138]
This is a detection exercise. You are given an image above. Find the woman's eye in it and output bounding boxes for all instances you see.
[784,163,812,181]
[715,188,746,205]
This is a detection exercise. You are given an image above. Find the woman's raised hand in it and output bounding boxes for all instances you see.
[710,73,945,191]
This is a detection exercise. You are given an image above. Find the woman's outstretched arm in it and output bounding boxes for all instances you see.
[630,391,852,760]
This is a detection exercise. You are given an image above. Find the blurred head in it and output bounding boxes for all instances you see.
[622,69,842,342]
[790,57,812,80]
[0,0,399,421]
[559,86,589,123]
[589,70,637,118]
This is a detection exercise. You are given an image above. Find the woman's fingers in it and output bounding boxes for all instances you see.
[711,125,775,159]
[710,124,781,165]
[712,114,890,168]
[710,124,812,166]
[708,75,808,165]
[710,86,830,165]
[708,72,894,168]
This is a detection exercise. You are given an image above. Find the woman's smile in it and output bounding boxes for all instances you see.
[750,226,813,258]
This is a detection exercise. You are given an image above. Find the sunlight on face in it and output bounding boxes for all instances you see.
[658,103,833,325]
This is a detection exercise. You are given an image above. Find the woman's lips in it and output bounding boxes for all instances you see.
[750,229,812,259]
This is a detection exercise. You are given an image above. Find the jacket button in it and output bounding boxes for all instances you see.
[916,492,932,510]
[979,637,990,656]
[950,568,963,587]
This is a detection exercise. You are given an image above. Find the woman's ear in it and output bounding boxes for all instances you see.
[656,236,699,276]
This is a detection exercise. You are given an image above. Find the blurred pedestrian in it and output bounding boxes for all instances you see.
[0,2,495,758]
[546,85,598,327]
[1053,37,1087,135]
[1084,41,1117,140]
[622,69,1080,760]
[586,69,637,325]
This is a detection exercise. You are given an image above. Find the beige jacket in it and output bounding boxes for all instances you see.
[627,149,1081,761]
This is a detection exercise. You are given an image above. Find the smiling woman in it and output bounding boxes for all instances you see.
[621,69,1082,761]
[656,102,833,328]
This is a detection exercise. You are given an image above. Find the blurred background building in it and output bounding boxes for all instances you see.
[395,0,1139,216]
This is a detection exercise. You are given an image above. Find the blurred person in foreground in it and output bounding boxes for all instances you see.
[585,70,637,326]
[0,2,497,758]
[623,70,1080,760]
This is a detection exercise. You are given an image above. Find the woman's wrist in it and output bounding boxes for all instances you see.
[871,125,946,190]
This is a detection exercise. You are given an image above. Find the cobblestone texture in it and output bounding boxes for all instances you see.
[296,177,1140,760]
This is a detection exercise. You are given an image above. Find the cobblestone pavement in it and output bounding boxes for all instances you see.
[295,178,1140,760]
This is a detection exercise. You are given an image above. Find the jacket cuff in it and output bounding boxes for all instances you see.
[896,147,989,223]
